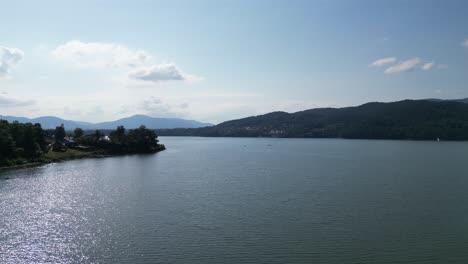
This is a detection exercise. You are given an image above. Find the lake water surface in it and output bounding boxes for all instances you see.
[1,137,468,263]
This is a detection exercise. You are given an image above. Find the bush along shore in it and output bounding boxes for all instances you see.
[0,121,165,171]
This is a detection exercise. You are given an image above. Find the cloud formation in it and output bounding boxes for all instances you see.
[369,57,396,67]
[384,58,421,74]
[52,40,196,83]
[421,62,434,71]
[0,46,24,77]
[0,94,35,107]
[128,64,186,82]
[370,56,446,74]
[52,40,149,69]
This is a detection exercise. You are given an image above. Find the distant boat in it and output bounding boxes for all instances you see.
[437,138,440,141]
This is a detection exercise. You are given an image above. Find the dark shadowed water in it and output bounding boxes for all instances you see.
[2,137,468,263]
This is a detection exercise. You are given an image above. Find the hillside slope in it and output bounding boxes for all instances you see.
[158,99,468,140]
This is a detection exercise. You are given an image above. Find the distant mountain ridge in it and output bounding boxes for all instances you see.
[95,115,212,129]
[157,98,468,140]
[0,114,212,130]
[424,97,468,104]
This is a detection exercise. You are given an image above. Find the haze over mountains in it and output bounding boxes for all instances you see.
[0,114,212,130]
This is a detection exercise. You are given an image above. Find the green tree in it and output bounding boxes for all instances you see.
[110,125,126,143]
[10,121,25,147]
[22,124,38,156]
[33,123,46,151]
[126,125,159,153]
[0,123,15,160]
[95,130,102,141]
[74,127,84,138]
[55,124,66,141]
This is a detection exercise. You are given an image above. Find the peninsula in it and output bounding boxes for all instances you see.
[0,122,165,170]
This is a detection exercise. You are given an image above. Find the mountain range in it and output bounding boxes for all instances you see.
[0,114,212,130]
[4,98,468,140]
[157,98,468,140]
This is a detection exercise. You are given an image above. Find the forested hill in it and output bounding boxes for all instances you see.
[157,99,468,140]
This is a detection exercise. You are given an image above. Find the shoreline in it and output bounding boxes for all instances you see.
[0,146,165,173]
[159,135,459,143]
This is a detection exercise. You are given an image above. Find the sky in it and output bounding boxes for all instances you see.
[1,0,468,124]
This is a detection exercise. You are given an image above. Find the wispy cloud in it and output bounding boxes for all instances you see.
[370,56,446,74]
[369,57,396,67]
[421,62,434,71]
[52,40,198,83]
[0,46,24,78]
[384,58,421,74]
[118,96,190,117]
[462,39,468,47]
[0,94,35,107]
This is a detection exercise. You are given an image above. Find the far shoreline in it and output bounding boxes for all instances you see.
[158,135,460,142]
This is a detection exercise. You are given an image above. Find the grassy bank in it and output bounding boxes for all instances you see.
[0,149,103,172]
[43,149,107,161]
[0,146,165,172]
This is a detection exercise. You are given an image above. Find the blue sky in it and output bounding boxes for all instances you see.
[1,0,468,123]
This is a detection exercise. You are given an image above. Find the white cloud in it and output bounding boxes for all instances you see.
[369,57,396,67]
[370,56,446,74]
[0,46,24,77]
[462,39,468,47]
[118,96,189,117]
[128,64,187,82]
[0,94,35,107]
[421,62,434,71]
[52,40,198,84]
[384,58,421,74]
[52,40,149,69]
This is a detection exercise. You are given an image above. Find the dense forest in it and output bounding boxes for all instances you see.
[0,121,47,166]
[0,121,164,167]
[76,125,165,154]
[158,99,468,140]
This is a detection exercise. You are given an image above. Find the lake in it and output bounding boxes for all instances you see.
[1,137,468,263]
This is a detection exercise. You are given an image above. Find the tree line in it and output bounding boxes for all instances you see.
[73,125,164,154]
[0,121,47,165]
[1,120,164,166]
